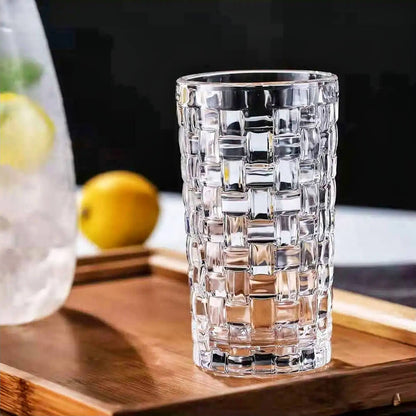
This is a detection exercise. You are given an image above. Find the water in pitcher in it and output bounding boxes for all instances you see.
[0,167,76,325]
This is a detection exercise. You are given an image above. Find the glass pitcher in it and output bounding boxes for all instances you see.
[0,0,76,325]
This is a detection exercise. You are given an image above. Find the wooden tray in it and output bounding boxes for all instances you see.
[1,247,415,416]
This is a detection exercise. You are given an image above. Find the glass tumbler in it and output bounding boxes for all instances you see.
[0,0,76,325]
[176,70,338,376]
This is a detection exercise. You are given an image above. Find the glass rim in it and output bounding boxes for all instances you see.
[177,69,337,87]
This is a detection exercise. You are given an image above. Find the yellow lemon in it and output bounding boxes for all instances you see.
[79,171,159,249]
[0,92,55,169]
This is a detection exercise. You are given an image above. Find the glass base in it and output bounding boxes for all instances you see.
[194,339,331,377]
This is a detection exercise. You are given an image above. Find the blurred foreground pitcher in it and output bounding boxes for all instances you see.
[0,0,76,325]
[176,70,339,375]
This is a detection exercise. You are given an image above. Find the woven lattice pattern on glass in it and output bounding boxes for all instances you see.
[177,71,338,376]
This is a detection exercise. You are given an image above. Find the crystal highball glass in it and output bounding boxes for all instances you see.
[176,70,338,376]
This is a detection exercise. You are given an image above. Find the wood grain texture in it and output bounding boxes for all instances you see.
[1,248,415,416]
[0,365,113,416]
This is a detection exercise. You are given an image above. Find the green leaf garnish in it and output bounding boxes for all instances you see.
[0,57,43,92]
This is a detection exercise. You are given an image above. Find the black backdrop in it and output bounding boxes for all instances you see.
[36,0,416,210]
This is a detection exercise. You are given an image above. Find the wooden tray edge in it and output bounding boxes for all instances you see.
[1,358,415,416]
[75,246,153,284]
[0,363,120,416]
[333,288,416,346]
[129,359,416,416]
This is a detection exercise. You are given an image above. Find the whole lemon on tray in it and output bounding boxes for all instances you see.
[79,171,159,249]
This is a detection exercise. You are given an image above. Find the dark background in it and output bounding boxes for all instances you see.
[36,0,416,210]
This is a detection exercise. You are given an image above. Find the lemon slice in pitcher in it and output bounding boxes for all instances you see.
[0,92,55,170]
